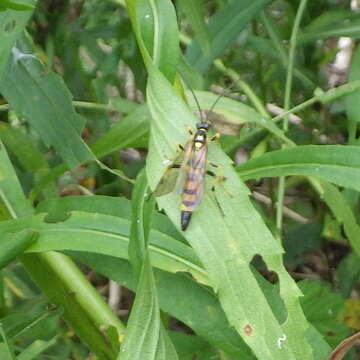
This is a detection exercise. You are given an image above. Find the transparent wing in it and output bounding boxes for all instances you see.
[196,110,242,136]
[153,167,181,196]
[153,140,192,197]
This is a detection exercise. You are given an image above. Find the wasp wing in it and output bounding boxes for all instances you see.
[196,110,243,136]
[153,140,192,197]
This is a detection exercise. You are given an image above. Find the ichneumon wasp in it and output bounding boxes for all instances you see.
[154,83,239,231]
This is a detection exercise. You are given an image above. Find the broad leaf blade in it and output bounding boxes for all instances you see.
[0,43,95,169]
[0,0,34,74]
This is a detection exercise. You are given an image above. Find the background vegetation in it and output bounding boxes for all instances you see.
[1,0,360,359]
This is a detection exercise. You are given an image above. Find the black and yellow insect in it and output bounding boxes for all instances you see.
[154,114,223,231]
[154,85,239,230]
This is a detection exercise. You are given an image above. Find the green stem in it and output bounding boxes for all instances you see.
[180,31,269,118]
[213,59,269,118]
[276,0,308,235]
[260,11,315,90]
[0,100,137,114]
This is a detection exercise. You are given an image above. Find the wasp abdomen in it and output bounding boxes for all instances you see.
[181,211,192,231]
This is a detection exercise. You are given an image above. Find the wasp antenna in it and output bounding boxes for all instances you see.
[188,85,204,123]
[210,81,239,111]
[177,71,204,123]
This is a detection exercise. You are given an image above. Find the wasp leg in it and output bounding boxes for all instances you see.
[211,187,225,217]
[210,133,220,142]
[206,167,233,198]
[207,162,227,183]
[176,142,185,151]
[187,127,194,135]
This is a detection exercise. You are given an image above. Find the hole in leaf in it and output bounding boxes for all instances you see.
[251,255,287,324]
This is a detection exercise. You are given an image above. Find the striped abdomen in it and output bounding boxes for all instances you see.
[180,147,207,230]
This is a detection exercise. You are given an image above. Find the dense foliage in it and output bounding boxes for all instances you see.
[1,0,360,359]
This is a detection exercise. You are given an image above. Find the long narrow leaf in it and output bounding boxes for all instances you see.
[236,145,360,192]
[185,0,271,73]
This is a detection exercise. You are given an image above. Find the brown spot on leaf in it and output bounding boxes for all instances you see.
[244,324,253,335]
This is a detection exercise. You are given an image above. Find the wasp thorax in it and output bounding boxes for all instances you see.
[194,131,206,150]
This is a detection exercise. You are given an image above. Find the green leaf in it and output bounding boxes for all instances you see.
[283,222,322,266]
[299,18,360,45]
[0,230,37,269]
[0,141,124,359]
[0,140,33,218]
[320,181,360,257]
[237,145,360,192]
[0,301,62,341]
[0,323,16,360]
[169,332,213,360]
[127,0,313,358]
[0,122,47,173]
[185,0,271,73]
[336,253,360,298]
[178,0,210,54]
[0,122,57,198]
[129,169,156,278]
[71,253,254,359]
[17,337,58,360]
[91,105,150,158]
[0,0,34,11]
[20,252,122,360]
[119,255,178,360]
[304,10,357,33]
[0,41,95,169]
[186,90,293,146]
[0,343,14,360]
[147,66,311,359]
[0,0,34,74]
[129,9,311,360]
[299,280,350,349]
[127,0,179,83]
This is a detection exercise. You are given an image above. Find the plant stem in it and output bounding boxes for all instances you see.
[0,101,126,113]
[213,59,269,118]
[260,11,315,90]
[179,32,270,118]
[276,0,308,236]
